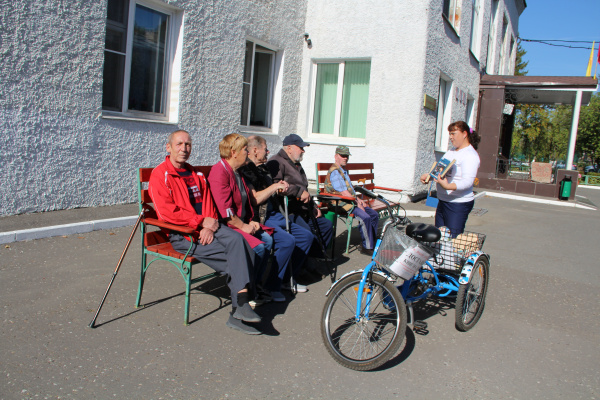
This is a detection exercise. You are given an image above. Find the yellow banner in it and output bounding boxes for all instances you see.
[586,41,595,76]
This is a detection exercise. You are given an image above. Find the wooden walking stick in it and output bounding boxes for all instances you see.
[88,209,144,328]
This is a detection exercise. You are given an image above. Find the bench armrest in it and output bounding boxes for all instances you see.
[144,218,196,235]
[317,193,357,202]
[373,186,403,192]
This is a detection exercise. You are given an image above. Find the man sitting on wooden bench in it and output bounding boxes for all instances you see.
[148,130,262,335]
[324,146,380,255]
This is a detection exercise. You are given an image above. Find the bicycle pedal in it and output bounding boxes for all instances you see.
[413,320,428,331]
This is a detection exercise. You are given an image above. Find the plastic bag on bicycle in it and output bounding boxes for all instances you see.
[374,226,432,280]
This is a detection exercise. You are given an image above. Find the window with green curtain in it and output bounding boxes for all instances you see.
[312,63,339,135]
[340,61,371,138]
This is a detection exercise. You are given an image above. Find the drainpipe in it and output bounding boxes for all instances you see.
[566,90,582,170]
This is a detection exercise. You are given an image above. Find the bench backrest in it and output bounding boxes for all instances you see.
[315,162,376,194]
[138,165,213,210]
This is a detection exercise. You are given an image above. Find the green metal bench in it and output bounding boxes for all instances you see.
[136,166,219,325]
[315,162,403,253]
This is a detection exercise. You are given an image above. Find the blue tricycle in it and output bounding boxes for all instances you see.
[321,186,490,371]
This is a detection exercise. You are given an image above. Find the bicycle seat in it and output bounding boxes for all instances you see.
[405,223,441,242]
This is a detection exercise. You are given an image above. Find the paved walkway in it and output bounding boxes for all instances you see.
[1,187,599,399]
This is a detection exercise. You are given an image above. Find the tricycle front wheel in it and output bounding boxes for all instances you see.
[321,272,407,371]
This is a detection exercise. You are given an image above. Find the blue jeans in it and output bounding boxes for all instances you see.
[353,206,380,250]
[252,230,273,285]
[264,212,313,279]
[434,200,474,238]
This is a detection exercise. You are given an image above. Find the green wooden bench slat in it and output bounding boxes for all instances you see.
[315,162,403,254]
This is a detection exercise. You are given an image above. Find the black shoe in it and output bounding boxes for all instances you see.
[296,268,320,283]
[226,315,261,335]
[232,303,261,323]
[359,246,374,256]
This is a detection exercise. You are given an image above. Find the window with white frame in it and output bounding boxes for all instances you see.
[311,60,371,139]
[486,0,499,73]
[102,0,182,120]
[469,0,483,58]
[241,40,279,128]
[443,0,462,34]
[508,36,516,74]
[498,17,509,74]
[435,76,453,152]
[466,95,475,127]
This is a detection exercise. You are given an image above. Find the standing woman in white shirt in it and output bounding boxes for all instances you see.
[420,121,481,237]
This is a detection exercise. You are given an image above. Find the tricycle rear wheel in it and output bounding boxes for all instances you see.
[455,257,489,331]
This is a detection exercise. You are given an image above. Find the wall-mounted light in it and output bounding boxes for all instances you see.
[304,33,312,47]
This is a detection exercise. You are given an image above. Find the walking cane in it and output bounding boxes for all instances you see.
[284,194,290,232]
[306,198,336,282]
[307,200,333,263]
[88,209,144,328]
[282,195,297,293]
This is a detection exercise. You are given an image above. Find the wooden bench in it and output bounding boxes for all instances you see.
[137,166,219,325]
[315,162,403,253]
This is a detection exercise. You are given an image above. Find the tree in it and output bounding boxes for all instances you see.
[576,92,600,165]
[514,42,528,76]
[511,42,572,163]
[513,104,556,161]
[547,104,572,161]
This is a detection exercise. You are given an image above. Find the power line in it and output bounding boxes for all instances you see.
[520,38,597,44]
[519,38,599,50]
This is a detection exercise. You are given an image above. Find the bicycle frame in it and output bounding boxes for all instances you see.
[399,261,460,302]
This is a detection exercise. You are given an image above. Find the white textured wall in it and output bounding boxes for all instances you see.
[418,0,487,190]
[297,0,430,195]
[0,0,306,216]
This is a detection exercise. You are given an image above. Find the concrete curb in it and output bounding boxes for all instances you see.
[405,210,436,218]
[0,216,138,245]
[3,188,594,244]
[479,191,596,210]
[578,185,600,191]
[0,209,435,244]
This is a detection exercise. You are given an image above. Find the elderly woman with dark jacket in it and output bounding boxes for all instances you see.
[209,133,283,302]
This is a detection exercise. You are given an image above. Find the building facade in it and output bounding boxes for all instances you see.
[299,0,525,193]
[0,0,524,216]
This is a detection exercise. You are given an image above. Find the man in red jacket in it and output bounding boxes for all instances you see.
[148,130,261,335]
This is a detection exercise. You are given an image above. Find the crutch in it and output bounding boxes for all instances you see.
[88,208,144,328]
[281,195,298,294]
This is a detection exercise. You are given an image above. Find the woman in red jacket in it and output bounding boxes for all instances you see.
[209,134,284,302]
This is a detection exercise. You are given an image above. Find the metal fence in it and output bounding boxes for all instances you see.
[580,174,600,186]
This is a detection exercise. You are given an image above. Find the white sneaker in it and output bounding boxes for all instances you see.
[283,279,308,293]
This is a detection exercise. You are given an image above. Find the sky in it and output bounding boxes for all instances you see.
[517,0,600,78]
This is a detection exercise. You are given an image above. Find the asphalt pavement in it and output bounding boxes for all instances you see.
[1,187,599,399]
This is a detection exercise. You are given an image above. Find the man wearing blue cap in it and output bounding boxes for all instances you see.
[267,134,334,291]
[324,145,379,255]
